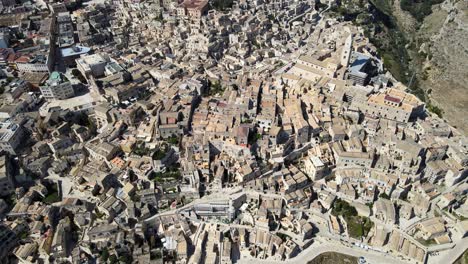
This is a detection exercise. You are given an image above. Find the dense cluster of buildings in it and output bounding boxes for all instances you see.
[0,0,465,264]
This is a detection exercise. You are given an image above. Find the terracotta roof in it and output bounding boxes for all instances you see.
[15,56,30,63]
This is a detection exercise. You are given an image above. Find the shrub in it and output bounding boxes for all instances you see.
[427,101,443,118]
[332,199,358,217]
[152,148,167,160]
[400,0,444,22]
[42,192,60,204]
[332,199,373,238]
[167,135,179,145]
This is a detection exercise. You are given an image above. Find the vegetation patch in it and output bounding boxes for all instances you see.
[426,101,443,118]
[307,252,358,264]
[152,164,181,182]
[329,0,427,101]
[42,184,61,204]
[347,216,373,238]
[206,80,225,96]
[134,142,151,156]
[379,192,390,199]
[43,192,60,204]
[453,249,468,264]
[211,0,233,11]
[166,135,179,145]
[152,144,168,160]
[332,199,374,238]
[400,0,444,22]
[417,238,437,246]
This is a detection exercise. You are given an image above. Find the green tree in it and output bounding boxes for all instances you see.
[167,135,179,145]
[400,0,444,22]
[109,254,118,264]
[100,248,109,261]
[427,102,443,118]
[379,192,390,199]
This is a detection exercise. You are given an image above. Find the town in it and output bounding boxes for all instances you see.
[0,0,466,264]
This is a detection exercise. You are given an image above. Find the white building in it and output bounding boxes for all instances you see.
[40,71,74,100]
[15,54,49,73]
[0,121,25,155]
[76,53,109,78]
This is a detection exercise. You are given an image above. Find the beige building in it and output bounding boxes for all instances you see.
[373,198,396,224]
[284,98,309,144]
[332,141,374,169]
[85,142,120,162]
[295,55,339,79]
[353,88,424,123]
[303,155,328,180]
[418,217,446,240]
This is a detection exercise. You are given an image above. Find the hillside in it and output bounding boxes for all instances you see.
[327,0,468,133]
[388,0,468,133]
[418,0,468,133]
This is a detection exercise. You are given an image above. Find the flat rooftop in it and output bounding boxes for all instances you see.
[61,46,91,58]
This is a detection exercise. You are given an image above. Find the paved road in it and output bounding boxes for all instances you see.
[427,237,468,264]
[238,237,409,264]
[141,186,468,264]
